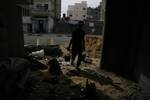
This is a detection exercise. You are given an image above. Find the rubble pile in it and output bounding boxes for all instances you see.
[48,59,61,76]
[25,62,143,100]
[0,57,30,100]
[0,43,145,100]
[26,57,48,71]
[0,56,144,100]
[24,45,63,57]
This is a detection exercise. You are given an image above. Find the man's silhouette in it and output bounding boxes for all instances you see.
[67,21,85,70]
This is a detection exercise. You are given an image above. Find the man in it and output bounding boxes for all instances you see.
[67,21,86,70]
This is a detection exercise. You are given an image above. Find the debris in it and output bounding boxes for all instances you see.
[48,59,61,76]
[27,57,48,71]
[70,84,80,89]
[84,57,93,64]
[66,70,80,76]
[29,49,45,58]
[57,57,70,66]
[64,55,71,61]
[57,57,65,63]
[86,79,97,95]
[43,76,59,84]
[24,45,63,57]
[0,57,30,99]
[61,61,70,66]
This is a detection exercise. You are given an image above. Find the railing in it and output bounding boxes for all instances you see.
[30,8,54,16]
[31,9,49,14]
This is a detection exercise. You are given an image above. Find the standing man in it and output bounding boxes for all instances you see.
[67,21,86,70]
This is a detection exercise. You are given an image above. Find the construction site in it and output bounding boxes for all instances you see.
[0,0,150,100]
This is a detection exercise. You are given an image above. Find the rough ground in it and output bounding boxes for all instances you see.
[23,61,143,100]
[21,36,146,100]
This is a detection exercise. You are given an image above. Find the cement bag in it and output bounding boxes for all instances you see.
[30,49,44,58]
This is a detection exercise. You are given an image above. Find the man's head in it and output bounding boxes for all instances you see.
[78,21,84,28]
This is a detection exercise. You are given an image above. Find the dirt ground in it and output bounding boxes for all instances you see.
[21,36,145,100]
[24,63,142,100]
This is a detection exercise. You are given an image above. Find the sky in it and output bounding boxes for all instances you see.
[61,0,102,15]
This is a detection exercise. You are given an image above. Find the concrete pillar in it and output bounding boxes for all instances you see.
[48,17,54,32]
[32,21,35,33]
[101,0,140,79]
[135,1,150,96]
[101,0,150,95]
[0,1,24,57]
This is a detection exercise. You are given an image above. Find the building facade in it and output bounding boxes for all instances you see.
[22,6,32,33]
[87,6,101,21]
[22,0,61,33]
[67,1,87,21]
[31,0,53,33]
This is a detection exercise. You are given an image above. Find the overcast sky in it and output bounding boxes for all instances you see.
[61,0,102,15]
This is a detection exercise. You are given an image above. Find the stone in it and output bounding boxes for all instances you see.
[66,70,80,76]
[24,45,63,57]
[26,57,48,71]
[48,58,61,76]
[85,79,98,100]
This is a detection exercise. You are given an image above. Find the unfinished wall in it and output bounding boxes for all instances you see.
[85,35,102,58]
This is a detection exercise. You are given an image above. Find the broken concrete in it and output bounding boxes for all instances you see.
[0,57,30,100]
[24,45,63,57]
[48,58,61,76]
[18,62,144,100]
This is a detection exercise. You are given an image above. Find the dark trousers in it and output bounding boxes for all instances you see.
[72,46,83,68]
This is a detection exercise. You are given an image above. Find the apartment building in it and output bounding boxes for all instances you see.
[67,1,87,21]
[22,0,61,33]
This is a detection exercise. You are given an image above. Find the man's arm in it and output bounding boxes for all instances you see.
[67,31,74,50]
[67,39,72,50]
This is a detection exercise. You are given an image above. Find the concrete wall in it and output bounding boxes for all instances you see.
[23,16,31,23]
[0,1,24,57]
[55,22,76,33]
[55,21,103,34]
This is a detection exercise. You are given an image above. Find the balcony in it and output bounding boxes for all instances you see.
[30,8,54,17]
